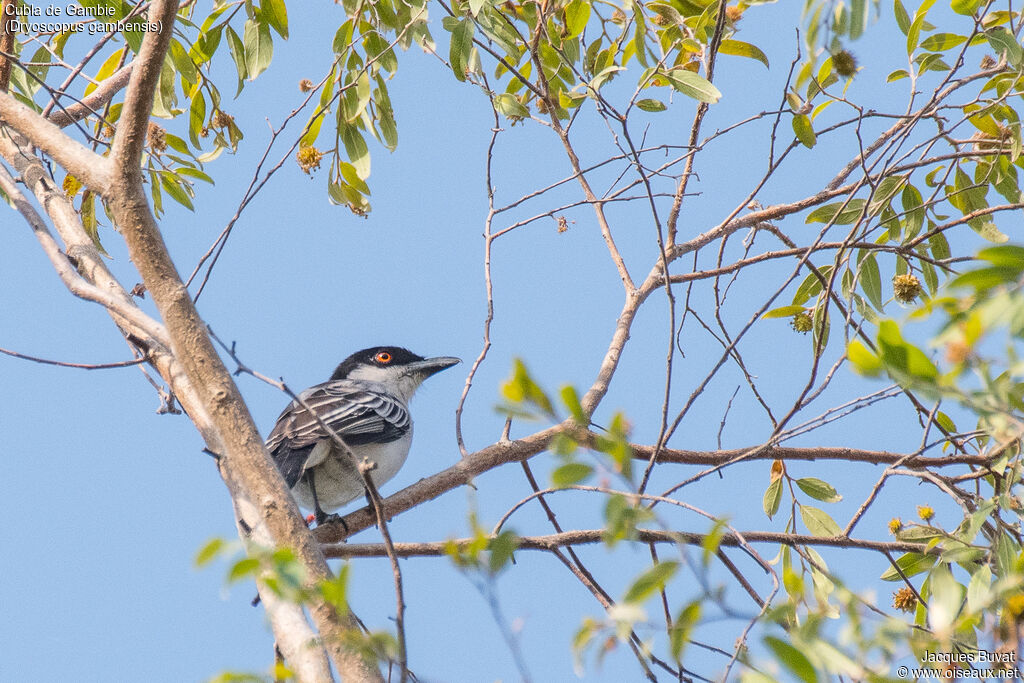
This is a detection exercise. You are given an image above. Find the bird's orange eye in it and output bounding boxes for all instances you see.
[375,351,392,364]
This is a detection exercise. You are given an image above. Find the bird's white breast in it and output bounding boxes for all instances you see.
[291,427,413,512]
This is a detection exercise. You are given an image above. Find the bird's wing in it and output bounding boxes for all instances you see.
[265,380,410,487]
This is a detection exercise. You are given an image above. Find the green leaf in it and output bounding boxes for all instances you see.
[228,557,260,582]
[791,266,833,305]
[847,340,882,375]
[763,305,807,319]
[160,173,195,211]
[764,636,819,683]
[560,385,586,424]
[669,601,700,662]
[986,27,1022,67]
[805,199,866,224]
[449,19,475,82]
[893,0,911,34]
[340,124,370,178]
[718,39,769,68]
[332,20,354,54]
[243,18,274,80]
[87,47,126,96]
[636,98,666,112]
[80,191,106,256]
[970,220,1009,243]
[951,0,983,15]
[494,93,529,119]
[935,411,956,433]
[869,175,907,216]
[501,359,555,417]
[920,33,967,51]
[623,561,679,603]
[564,0,590,38]
[796,478,842,503]
[859,253,883,311]
[177,167,215,185]
[340,72,372,122]
[262,0,288,39]
[902,184,924,240]
[225,27,247,95]
[188,91,206,148]
[195,538,226,567]
[763,478,782,519]
[301,111,325,148]
[950,265,1022,291]
[663,69,721,104]
[966,564,992,612]
[337,161,369,196]
[927,564,962,632]
[191,25,223,65]
[702,519,727,567]
[168,40,197,88]
[319,566,349,610]
[559,91,587,109]
[800,505,842,537]
[977,245,1024,268]
[880,551,937,581]
[895,525,944,542]
[792,114,816,148]
[551,462,593,488]
[487,531,520,572]
[877,320,939,380]
[906,0,936,55]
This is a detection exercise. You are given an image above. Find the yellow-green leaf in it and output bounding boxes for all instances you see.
[800,505,842,537]
[718,39,769,68]
[663,69,721,104]
[763,478,782,519]
[792,114,816,148]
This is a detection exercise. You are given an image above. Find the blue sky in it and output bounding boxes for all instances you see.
[0,1,998,680]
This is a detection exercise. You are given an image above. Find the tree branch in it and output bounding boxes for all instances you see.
[0,93,113,191]
[323,528,932,559]
[47,63,134,128]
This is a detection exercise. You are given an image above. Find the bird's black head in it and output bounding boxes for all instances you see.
[330,346,426,380]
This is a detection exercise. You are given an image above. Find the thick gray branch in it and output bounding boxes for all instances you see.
[0,93,112,191]
[47,63,134,128]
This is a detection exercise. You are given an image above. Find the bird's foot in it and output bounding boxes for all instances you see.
[315,512,349,533]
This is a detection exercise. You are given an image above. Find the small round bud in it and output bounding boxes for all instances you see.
[981,54,997,69]
[725,5,744,22]
[888,518,902,535]
[790,310,813,334]
[917,504,934,522]
[893,273,922,303]
[299,78,315,92]
[893,587,917,613]
[211,110,234,129]
[146,122,167,153]
[832,49,858,78]
[296,145,324,174]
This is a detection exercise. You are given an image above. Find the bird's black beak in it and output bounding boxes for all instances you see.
[407,356,461,378]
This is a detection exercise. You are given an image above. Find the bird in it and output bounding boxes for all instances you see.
[265,346,460,524]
